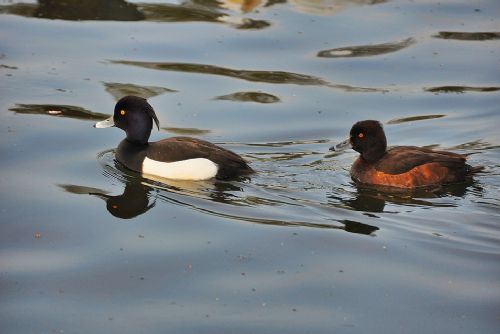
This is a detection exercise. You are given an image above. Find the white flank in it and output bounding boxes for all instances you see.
[142,157,218,181]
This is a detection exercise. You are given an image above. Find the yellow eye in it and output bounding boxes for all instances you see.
[120,110,126,116]
[358,132,364,138]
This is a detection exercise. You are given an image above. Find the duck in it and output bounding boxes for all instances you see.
[331,120,480,189]
[94,96,253,180]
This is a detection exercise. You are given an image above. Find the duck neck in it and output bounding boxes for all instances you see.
[361,148,386,163]
[360,140,387,163]
[125,120,152,145]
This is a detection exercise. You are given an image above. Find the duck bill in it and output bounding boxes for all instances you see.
[329,138,351,152]
[94,116,115,128]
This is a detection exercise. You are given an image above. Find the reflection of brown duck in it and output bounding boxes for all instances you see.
[329,180,474,214]
[332,120,482,189]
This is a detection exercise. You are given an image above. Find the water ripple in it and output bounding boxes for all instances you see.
[214,91,280,104]
[9,103,108,121]
[110,60,386,92]
[103,82,177,100]
[317,37,415,58]
[433,31,500,41]
[424,86,500,94]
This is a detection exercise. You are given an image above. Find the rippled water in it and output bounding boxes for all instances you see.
[1,1,499,333]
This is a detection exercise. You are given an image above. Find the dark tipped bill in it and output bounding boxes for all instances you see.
[94,116,115,128]
[330,138,351,151]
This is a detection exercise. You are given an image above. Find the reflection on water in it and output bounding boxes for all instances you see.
[9,103,108,121]
[328,180,476,213]
[433,31,500,41]
[448,140,498,151]
[2,1,499,332]
[103,82,177,101]
[220,0,269,13]
[0,0,144,21]
[214,91,280,103]
[387,114,446,124]
[290,0,388,15]
[111,60,385,92]
[59,183,156,219]
[0,0,391,23]
[111,60,329,85]
[424,86,500,94]
[62,144,483,237]
[0,0,271,29]
[58,148,382,235]
[317,37,415,58]
[162,127,212,136]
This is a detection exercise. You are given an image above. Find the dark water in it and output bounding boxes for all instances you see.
[1,1,500,333]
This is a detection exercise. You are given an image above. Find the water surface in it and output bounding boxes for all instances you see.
[1,1,499,333]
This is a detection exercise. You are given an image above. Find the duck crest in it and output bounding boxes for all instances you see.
[143,100,160,131]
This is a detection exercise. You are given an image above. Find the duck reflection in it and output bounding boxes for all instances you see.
[58,182,156,219]
[58,154,250,219]
[94,182,156,219]
[330,180,477,213]
[59,176,381,236]
[339,219,379,235]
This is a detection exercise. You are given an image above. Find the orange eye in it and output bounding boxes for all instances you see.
[120,110,126,116]
[358,132,364,139]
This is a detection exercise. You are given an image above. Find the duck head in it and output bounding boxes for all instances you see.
[95,96,160,144]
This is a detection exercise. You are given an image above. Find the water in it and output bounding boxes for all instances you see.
[1,1,499,333]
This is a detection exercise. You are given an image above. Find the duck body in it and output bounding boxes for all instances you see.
[333,120,477,189]
[96,96,253,181]
[350,145,471,188]
[116,136,252,180]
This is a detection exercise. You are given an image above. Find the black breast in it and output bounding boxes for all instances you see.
[116,139,148,172]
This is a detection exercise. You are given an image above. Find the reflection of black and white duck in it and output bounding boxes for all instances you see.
[95,96,253,180]
[58,182,155,219]
[93,182,155,219]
